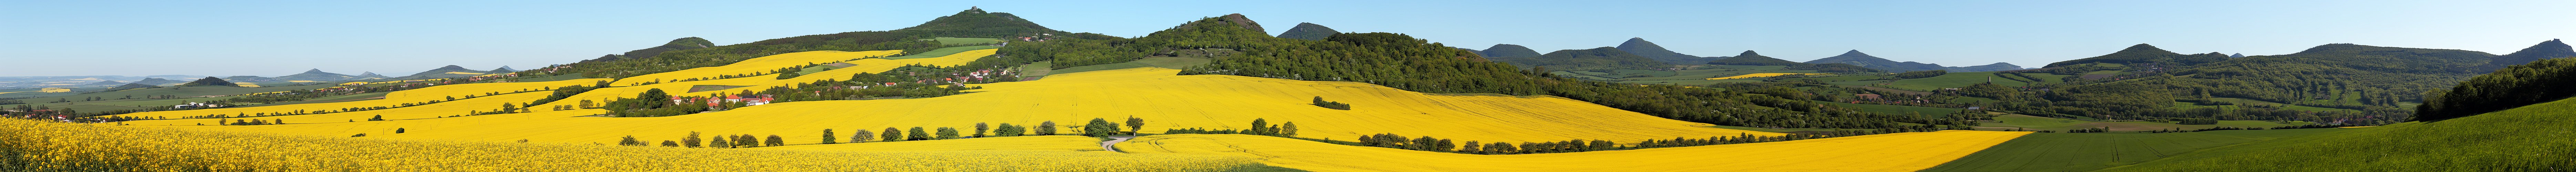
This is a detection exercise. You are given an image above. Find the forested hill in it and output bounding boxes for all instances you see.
[2042,44,2228,68]
[1493,47,1672,71]
[1275,22,1339,40]
[583,37,714,63]
[545,8,1109,79]
[1615,38,1717,64]
[1979,42,2546,124]
[1802,50,1949,72]
[1475,44,1542,58]
[2486,39,2573,69]
[1704,51,1809,66]
[894,7,1071,38]
[998,13,1922,129]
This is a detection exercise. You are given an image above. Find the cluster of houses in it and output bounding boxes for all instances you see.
[172,102,222,109]
[674,94,776,107]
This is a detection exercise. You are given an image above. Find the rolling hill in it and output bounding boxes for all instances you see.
[272,69,359,81]
[1947,62,2023,72]
[1476,44,1541,58]
[2041,44,2228,68]
[1803,50,1951,72]
[397,65,494,79]
[1703,50,1808,66]
[1275,22,1338,40]
[125,67,1780,146]
[2102,97,2576,171]
[586,37,716,63]
[1615,37,1716,64]
[1494,47,1671,71]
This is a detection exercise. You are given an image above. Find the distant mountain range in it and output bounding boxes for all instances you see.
[271,69,358,81]
[585,37,716,63]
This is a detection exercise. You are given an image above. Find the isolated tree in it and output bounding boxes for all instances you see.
[683,131,704,148]
[367,115,384,121]
[974,122,990,138]
[1280,122,1298,137]
[936,127,961,139]
[394,128,406,133]
[1125,116,1145,135]
[1083,118,1114,137]
[660,140,679,147]
[907,127,931,141]
[1435,139,1456,152]
[619,136,643,146]
[851,129,874,143]
[709,136,730,148]
[737,134,758,148]
[882,127,903,142]
[763,135,784,147]
[1036,121,1058,136]
[1248,118,1270,135]
[821,129,838,144]
[994,123,1023,137]
[1461,141,1483,153]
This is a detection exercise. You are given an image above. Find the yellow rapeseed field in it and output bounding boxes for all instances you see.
[744,135,1109,152]
[115,91,556,126]
[1705,73,1831,80]
[536,49,993,109]
[102,78,611,119]
[610,50,902,86]
[38,88,73,93]
[159,67,1774,146]
[1119,131,2032,172]
[3,119,1264,171]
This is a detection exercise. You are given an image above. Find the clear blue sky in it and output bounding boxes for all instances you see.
[5,0,2571,76]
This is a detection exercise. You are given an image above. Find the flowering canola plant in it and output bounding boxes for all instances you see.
[0,119,1262,171]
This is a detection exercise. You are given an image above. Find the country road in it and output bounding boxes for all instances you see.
[1102,136,1135,152]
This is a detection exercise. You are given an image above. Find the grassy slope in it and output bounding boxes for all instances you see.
[1039,57,1211,76]
[1921,128,2351,172]
[133,68,1781,146]
[879,45,1002,60]
[1876,72,2025,92]
[1973,114,2308,132]
[921,37,1003,45]
[2101,98,2576,171]
[1119,131,2030,172]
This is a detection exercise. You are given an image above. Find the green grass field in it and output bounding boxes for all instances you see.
[2101,98,2576,171]
[1815,100,1960,118]
[882,46,1001,60]
[1040,57,1211,76]
[1975,114,2309,132]
[1874,72,2026,92]
[919,37,1003,45]
[1924,128,2353,172]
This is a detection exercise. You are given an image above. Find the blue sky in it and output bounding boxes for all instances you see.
[4,0,2571,76]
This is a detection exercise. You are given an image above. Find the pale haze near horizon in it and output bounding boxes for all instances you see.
[3,0,2570,76]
